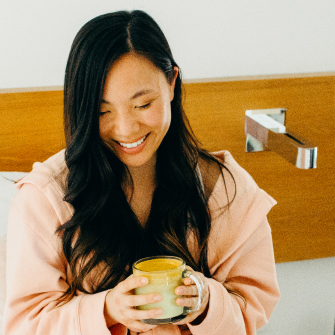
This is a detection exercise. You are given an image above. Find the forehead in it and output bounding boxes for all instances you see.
[102,53,168,102]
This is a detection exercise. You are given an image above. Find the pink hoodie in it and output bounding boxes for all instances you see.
[4,150,279,335]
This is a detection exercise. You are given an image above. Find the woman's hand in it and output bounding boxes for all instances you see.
[104,275,163,333]
[173,269,209,325]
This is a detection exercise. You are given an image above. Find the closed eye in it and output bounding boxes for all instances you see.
[136,102,151,110]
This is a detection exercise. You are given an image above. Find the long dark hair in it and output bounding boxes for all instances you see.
[57,10,236,303]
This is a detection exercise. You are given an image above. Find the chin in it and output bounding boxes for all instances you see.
[121,153,157,169]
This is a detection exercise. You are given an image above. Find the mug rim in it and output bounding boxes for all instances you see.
[132,255,185,273]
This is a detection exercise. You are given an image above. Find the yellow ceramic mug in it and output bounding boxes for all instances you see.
[132,256,204,325]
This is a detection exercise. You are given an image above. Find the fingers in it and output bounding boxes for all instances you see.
[175,271,209,311]
[105,275,164,331]
[118,275,149,294]
[175,282,199,309]
[173,271,210,325]
[176,296,199,307]
[175,284,198,296]
[125,306,163,321]
[124,293,162,307]
[127,319,158,333]
[121,306,163,333]
[185,277,193,285]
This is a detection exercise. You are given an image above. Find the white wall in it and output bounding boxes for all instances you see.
[0,0,335,89]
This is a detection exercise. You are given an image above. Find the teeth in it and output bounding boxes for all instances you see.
[119,135,147,148]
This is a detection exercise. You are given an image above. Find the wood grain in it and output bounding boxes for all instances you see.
[0,90,65,171]
[183,75,335,263]
[1,74,334,262]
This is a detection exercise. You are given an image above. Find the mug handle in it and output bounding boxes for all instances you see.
[181,270,205,314]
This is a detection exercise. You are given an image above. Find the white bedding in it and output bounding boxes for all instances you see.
[0,172,28,334]
[0,172,28,238]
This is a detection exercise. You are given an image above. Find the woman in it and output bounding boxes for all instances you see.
[4,10,279,335]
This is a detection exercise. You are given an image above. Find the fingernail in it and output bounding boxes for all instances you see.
[141,278,148,284]
[154,295,162,301]
[155,309,163,316]
[176,298,184,305]
[176,289,183,295]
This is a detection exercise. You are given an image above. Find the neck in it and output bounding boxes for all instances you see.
[123,155,157,226]
[124,154,157,193]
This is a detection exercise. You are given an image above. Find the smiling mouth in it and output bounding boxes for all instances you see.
[118,134,148,149]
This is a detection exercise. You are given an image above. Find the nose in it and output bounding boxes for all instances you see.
[113,110,140,137]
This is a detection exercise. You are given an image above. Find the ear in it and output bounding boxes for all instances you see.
[169,66,179,102]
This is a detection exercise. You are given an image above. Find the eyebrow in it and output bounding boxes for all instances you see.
[131,89,153,100]
[101,89,154,105]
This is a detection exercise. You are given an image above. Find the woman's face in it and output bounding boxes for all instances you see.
[99,53,178,169]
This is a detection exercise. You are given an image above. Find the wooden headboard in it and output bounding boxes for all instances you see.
[1,73,334,263]
[0,87,64,171]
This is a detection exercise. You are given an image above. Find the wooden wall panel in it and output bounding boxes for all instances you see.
[0,90,65,171]
[1,74,334,263]
[183,75,335,263]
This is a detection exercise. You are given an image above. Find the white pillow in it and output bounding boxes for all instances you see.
[0,172,28,238]
[0,172,28,335]
[0,237,6,334]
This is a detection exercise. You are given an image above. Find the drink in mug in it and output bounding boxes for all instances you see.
[132,256,204,325]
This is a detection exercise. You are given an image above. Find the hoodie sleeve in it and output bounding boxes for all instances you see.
[188,218,279,335]
[187,151,280,335]
[3,183,126,335]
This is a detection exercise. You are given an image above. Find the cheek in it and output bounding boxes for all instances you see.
[148,103,171,130]
[99,117,113,141]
